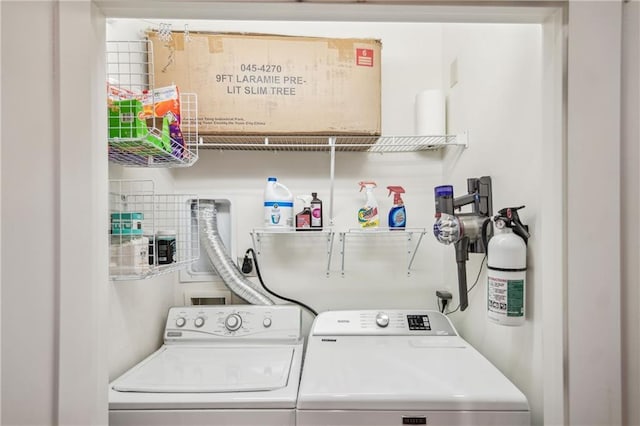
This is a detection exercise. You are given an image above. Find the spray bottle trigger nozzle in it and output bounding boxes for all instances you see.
[387,186,405,204]
[386,186,405,195]
[359,181,377,192]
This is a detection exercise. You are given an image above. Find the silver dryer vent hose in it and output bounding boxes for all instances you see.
[198,204,275,305]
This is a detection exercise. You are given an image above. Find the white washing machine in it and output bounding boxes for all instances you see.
[109,305,303,426]
[297,310,530,426]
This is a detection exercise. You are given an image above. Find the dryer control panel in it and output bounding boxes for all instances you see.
[163,305,301,342]
[311,310,457,336]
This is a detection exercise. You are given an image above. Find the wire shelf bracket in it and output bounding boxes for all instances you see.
[250,228,336,277]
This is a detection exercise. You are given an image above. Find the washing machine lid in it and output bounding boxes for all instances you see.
[297,335,529,412]
[112,345,294,393]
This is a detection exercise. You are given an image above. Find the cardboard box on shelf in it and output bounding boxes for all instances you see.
[148,31,381,136]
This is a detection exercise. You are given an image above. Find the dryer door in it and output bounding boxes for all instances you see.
[112,346,294,393]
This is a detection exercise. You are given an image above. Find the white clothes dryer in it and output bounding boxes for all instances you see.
[109,305,303,426]
[297,310,530,426]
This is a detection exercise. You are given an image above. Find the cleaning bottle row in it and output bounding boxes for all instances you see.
[358,181,407,229]
[263,177,407,230]
[263,177,323,231]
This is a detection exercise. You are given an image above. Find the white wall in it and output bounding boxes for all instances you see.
[1,2,58,424]
[540,9,565,425]
[441,24,544,425]
[0,0,3,421]
[2,2,109,424]
[622,1,639,425]
[57,2,109,424]
[567,2,622,424]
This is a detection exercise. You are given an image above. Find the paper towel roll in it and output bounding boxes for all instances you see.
[415,89,446,136]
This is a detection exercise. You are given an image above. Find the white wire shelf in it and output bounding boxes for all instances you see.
[251,227,334,235]
[339,227,428,277]
[342,227,428,234]
[250,228,335,277]
[196,133,468,153]
[109,180,200,281]
[248,226,429,277]
[106,40,199,168]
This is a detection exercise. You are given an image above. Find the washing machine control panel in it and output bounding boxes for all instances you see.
[164,305,301,342]
[407,314,431,330]
[311,310,457,336]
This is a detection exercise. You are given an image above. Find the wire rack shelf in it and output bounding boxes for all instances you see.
[196,133,467,152]
[109,180,200,281]
[107,40,199,167]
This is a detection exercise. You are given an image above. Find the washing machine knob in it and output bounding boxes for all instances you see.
[375,313,390,328]
[175,317,186,328]
[194,317,205,328]
[225,314,242,331]
[263,317,272,328]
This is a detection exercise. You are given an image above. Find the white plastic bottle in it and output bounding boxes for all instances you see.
[264,177,294,228]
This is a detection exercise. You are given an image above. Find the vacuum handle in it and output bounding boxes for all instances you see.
[455,237,470,311]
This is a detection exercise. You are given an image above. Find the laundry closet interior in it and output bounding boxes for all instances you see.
[102,3,565,425]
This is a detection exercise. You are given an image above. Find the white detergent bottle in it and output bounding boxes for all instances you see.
[264,177,294,228]
[357,181,379,229]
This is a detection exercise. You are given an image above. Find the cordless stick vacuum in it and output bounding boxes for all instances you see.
[433,177,492,311]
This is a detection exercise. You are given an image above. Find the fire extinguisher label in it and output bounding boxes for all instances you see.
[488,277,524,317]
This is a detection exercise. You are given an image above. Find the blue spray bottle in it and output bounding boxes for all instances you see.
[387,186,406,229]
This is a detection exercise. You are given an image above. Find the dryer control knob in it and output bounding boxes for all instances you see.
[375,313,390,328]
[194,317,205,328]
[225,314,242,331]
[263,318,272,328]
[175,317,186,328]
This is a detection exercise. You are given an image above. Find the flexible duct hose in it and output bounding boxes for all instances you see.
[198,204,274,305]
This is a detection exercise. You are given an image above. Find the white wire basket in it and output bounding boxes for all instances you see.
[106,40,199,167]
[109,180,200,280]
